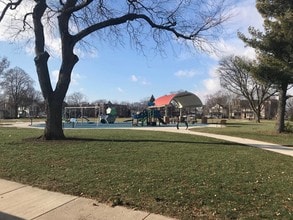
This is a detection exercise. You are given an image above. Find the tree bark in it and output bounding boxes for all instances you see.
[34,51,66,140]
[255,110,261,123]
[32,1,79,140]
[14,104,18,118]
[276,82,288,133]
[35,51,77,140]
[44,96,65,140]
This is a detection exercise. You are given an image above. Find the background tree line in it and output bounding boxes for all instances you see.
[0,57,43,118]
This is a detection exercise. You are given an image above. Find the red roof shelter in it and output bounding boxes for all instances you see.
[154,91,202,108]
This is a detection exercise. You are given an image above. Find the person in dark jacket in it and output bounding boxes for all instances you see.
[176,116,188,130]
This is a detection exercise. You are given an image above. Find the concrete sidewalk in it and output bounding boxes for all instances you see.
[132,126,293,157]
[0,179,175,220]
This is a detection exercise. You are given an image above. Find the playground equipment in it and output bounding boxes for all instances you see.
[64,106,100,125]
[99,107,117,124]
[64,105,118,125]
[131,95,166,126]
[132,109,165,126]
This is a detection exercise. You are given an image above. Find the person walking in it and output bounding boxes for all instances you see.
[176,116,188,130]
[184,119,188,130]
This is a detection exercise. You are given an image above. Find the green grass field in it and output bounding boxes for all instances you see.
[0,126,292,219]
[194,119,293,147]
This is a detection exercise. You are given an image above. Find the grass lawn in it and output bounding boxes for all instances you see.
[0,127,292,219]
[193,119,293,147]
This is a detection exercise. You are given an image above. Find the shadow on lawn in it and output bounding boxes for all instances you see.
[225,123,261,127]
[66,137,293,148]
[23,137,243,146]
[30,136,244,147]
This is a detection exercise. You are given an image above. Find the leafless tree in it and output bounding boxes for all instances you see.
[66,91,87,106]
[0,57,9,75]
[218,55,277,122]
[205,90,233,118]
[0,0,231,139]
[0,66,35,118]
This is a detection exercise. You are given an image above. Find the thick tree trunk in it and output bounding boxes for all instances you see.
[276,82,288,133]
[32,1,78,140]
[255,111,261,123]
[43,97,65,140]
[35,51,77,140]
[14,104,18,118]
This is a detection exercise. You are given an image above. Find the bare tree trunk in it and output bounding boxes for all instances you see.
[44,96,64,140]
[248,102,261,123]
[34,49,77,140]
[14,104,18,118]
[255,111,261,123]
[34,52,66,140]
[276,82,288,133]
[255,104,262,123]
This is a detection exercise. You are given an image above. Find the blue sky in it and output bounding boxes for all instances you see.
[0,1,265,104]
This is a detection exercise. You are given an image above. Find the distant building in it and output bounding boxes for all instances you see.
[209,98,278,120]
[209,103,228,118]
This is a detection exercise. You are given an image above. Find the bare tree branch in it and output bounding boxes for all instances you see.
[0,0,22,22]
[73,12,218,44]
[218,55,277,122]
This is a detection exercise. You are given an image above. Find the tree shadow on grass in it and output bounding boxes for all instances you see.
[225,123,261,127]
[24,136,244,147]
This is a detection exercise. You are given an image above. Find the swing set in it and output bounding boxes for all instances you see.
[64,106,100,124]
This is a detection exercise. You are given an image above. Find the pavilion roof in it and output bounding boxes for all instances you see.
[153,91,202,108]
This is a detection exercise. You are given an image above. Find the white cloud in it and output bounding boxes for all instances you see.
[131,74,138,82]
[230,1,264,34]
[117,87,124,93]
[193,66,221,103]
[208,38,257,60]
[174,69,197,78]
[130,74,150,85]
[203,77,221,94]
[141,79,150,85]
[203,67,221,93]
[71,72,82,85]
[204,0,264,61]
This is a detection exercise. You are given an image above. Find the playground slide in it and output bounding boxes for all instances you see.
[132,112,147,120]
[100,114,116,124]
[132,110,166,125]
[82,116,90,122]
[123,119,133,122]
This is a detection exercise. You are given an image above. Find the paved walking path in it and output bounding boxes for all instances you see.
[0,122,292,220]
[133,126,293,157]
[0,179,175,220]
